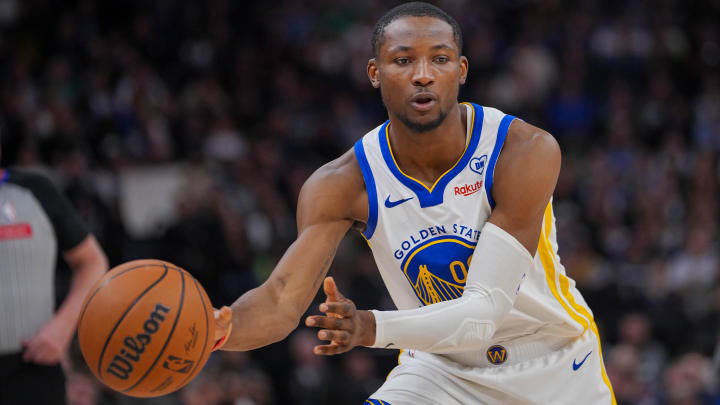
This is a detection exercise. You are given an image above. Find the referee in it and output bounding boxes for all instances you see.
[0,143,108,404]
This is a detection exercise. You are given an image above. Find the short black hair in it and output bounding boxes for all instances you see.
[371,2,463,57]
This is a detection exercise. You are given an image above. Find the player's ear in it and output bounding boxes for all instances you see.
[459,55,468,85]
[368,59,380,88]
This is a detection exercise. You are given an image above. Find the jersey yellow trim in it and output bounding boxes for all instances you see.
[360,232,373,249]
[591,321,617,404]
[537,203,588,333]
[544,209,594,326]
[540,202,616,403]
[543,205,595,323]
[384,102,475,192]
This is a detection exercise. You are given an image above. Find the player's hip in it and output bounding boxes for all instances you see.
[373,329,615,404]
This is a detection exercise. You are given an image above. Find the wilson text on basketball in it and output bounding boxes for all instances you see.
[106,303,171,380]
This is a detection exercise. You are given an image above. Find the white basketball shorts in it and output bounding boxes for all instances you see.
[366,328,616,405]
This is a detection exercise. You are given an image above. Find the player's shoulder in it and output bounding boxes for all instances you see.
[297,147,367,222]
[505,118,560,162]
[470,103,560,158]
[303,148,364,193]
[492,117,561,196]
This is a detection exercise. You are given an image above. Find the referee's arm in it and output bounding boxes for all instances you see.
[21,177,108,365]
[59,235,108,337]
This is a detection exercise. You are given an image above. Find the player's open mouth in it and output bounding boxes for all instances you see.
[410,93,437,112]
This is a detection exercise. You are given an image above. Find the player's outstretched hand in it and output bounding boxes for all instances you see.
[213,306,233,346]
[305,277,376,355]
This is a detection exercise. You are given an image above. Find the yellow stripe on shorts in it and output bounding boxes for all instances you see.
[538,202,616,404]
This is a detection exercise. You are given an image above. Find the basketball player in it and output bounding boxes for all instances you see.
[213,2,616,404]
[0,139,108,405]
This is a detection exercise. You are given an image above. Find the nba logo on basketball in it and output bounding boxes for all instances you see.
[486,345,507,365]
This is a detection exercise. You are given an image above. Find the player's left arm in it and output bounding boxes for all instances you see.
[306,119,561,354]
[484,119,560,252]
[21,176,109,364]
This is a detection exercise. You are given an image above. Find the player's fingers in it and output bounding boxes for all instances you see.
[213,306,232,340]
[214,306,232,324]
[313,342,348,356]
[323,277,345,302]
[305,315,351,331]
[319,301,354,317]
[317,329,351,345]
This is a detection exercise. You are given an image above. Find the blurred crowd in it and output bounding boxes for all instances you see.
[1,0,719,404]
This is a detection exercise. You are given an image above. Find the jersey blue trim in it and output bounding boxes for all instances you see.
[0,169,8,186]
[485,114,516,209]
[365,399,392,405]
[378,103,484,208]
[354,139,379,239]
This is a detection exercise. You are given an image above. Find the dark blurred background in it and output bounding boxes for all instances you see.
[0,0,719,404]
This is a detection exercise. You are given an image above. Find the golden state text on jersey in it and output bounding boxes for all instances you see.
[392,224,483,306]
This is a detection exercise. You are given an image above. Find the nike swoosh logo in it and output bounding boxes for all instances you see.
[384,195,413,208]
[572,351,592,371]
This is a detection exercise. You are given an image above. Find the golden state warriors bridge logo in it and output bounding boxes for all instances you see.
[400,235,476,305]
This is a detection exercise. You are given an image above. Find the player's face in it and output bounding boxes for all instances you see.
[368,16,468,133]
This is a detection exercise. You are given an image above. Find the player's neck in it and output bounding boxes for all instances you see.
[387,104,467,187]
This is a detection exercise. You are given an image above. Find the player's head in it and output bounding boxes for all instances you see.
[371,2,463,58]
[368,2,467,133]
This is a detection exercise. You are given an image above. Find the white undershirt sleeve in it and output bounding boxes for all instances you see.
[369,222,534,353]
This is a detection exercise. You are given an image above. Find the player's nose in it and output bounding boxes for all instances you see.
[411,59,434,87]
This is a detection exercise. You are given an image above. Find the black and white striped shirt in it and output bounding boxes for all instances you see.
[0,169,88,354]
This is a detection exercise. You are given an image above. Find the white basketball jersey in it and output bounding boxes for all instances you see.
[354,103,598,362]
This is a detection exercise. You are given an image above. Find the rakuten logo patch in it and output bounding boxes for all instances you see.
[454,181,483,197]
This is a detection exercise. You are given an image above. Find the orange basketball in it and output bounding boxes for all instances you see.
[77,259,216,397]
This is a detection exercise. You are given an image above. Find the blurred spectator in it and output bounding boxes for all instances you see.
[664,353,716,405]
[287,330,332,405]
[329,349,383,403]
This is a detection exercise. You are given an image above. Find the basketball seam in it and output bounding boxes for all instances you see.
[79,263,166,332]
[96,266,170,378]
[122,265,186,393]
[177,277,211,388]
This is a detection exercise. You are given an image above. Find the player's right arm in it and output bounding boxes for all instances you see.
[214,149,366,351]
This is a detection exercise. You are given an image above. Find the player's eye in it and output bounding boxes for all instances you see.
[434,56,449,63]
[395,57,410,65]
